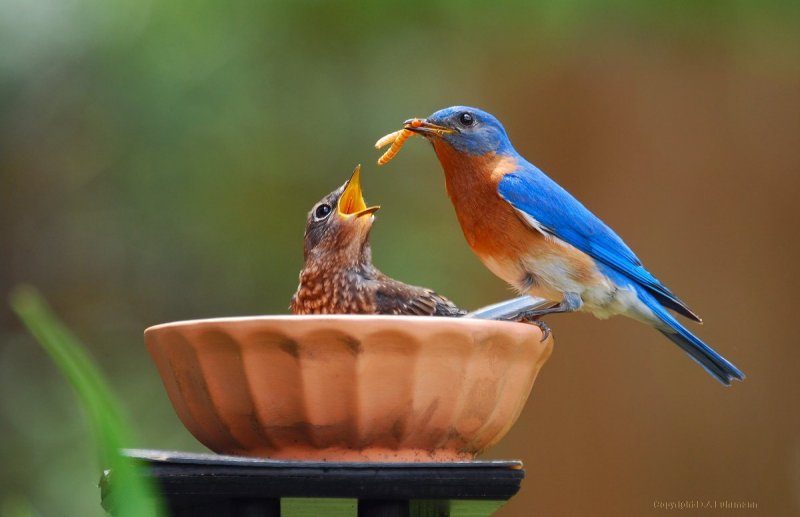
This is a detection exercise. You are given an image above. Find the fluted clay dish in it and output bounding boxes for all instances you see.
[145,315,553,462]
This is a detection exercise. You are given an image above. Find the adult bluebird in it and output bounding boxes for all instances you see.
[400,106,743,385]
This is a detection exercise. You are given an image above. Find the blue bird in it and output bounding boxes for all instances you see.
[400,106,744,385]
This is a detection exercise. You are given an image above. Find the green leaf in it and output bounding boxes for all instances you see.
[9,286,165,517]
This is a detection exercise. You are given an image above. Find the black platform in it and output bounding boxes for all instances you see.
[101,449,525,516]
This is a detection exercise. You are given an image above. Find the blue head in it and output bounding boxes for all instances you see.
[406,106,515,156]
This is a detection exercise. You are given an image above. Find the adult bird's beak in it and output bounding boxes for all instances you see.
[403,118,456,138]
[337,165,381,218]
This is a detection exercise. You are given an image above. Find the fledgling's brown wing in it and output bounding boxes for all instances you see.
[374,279,466,317]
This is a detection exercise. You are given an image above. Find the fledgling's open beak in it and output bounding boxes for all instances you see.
[403,118,456,138]
[337,165,380,218]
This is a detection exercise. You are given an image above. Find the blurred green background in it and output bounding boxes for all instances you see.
[1,1,798,515]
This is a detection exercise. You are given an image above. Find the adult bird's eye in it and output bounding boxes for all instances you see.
[314,203,332,220]
[459,112,475,127]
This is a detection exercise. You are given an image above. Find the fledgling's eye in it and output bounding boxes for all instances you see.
[314,203,332,221]
[459,112,475,127]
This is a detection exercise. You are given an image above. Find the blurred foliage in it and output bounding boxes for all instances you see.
[1,1,798,516]
[10,287,164,516]
[0,496,40,517]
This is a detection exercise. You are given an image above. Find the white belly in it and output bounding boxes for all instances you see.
[480,252,657,323]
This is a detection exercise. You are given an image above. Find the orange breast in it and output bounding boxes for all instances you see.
[434,145,540,259]
[433,142,601,290]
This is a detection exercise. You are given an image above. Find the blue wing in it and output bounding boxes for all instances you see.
[497,165,701,322]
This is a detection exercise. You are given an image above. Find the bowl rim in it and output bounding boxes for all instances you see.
[144,314,542,337]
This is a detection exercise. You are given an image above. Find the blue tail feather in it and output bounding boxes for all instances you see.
[636,287,744,385]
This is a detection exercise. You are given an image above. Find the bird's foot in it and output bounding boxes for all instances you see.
[511,292,583,321]
[519,316,551,342]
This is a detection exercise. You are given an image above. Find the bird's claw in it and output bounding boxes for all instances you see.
[520,317,551,342]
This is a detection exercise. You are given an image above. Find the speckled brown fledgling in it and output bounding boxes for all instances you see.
[290,166,465,317]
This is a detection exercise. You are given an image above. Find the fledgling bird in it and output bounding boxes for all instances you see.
[398,106,744,385]
[290,165,466,317]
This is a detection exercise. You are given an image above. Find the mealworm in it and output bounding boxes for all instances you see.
[375,119,423,166]
[374,130,403,150]
[376,129,413,165]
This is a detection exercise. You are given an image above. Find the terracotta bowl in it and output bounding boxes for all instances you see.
[145,315,553,462]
